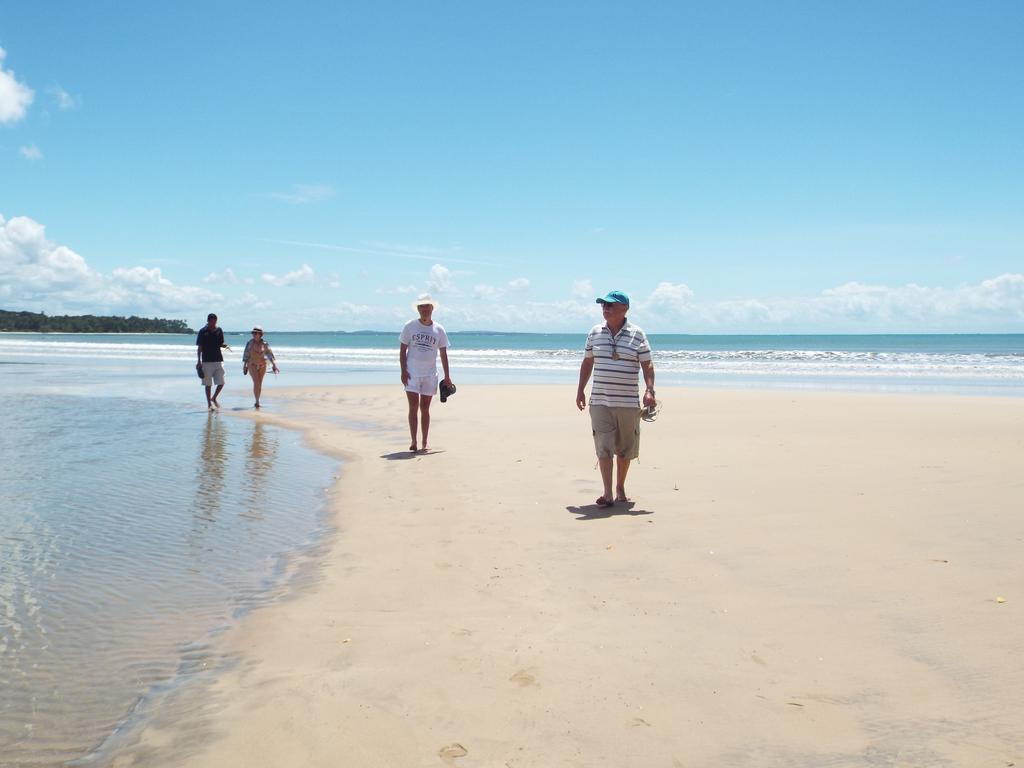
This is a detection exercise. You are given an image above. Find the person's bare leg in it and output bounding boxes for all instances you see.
[406,391,420,450]
[252,367,265,407]
[615,457,631,501]
[419,395,433,451]
[205,384,214,410]
[598,457,614,504]
[212,384,224,409]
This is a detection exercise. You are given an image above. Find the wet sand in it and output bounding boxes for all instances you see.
[116,385,1023,767]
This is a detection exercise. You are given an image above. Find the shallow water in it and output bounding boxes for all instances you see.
[0,394,336,766]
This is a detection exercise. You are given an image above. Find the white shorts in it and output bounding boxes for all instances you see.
[405,372,438,396]
[202,361,225,386]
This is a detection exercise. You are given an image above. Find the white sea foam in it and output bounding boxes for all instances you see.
[1,338,1021,387]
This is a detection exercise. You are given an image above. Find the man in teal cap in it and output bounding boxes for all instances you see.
[576,290,656,507]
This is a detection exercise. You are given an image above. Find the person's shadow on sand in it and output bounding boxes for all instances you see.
[567,501,653,520]
[380,449,447,461]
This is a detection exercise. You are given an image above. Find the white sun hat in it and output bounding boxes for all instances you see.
[412,294,439,312]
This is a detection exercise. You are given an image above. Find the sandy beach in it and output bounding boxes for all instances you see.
[114,385,1023,767]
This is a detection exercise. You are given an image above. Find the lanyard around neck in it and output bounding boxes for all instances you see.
[607,323,628,359]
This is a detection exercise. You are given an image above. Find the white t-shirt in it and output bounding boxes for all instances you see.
[400,319,450,376]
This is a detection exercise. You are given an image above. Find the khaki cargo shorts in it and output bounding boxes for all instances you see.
[590,405,641,460]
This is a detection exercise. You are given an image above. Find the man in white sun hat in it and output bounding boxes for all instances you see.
[399,294,454,453]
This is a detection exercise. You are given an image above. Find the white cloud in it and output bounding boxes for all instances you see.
[267,184,334,204]
[472,284,501,300]
[435,298,598,331]
[641,281,694,314]
[971,273,1024,310]
[19,144,42,161]
[108,266,220,308]
[233,292,273,311]
[1,215,97,291]
[279,301,386,331]
[48,85,79,110]
[427,263,456,294]
[471,278,529,301]
[0,48,33,124]
[811,276,1024,324]
[4,212,1021,333]
[402,275,1024,332]
[203,267,238,284]
[262,264,315,287]
[375,284,418,295]
[633,276,1024,332]
[0,214,221,315]
[571,279,593,298]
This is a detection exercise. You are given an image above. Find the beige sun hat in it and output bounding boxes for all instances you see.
[412,294,439,312]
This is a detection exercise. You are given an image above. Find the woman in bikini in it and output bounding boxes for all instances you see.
[242,326,279,408]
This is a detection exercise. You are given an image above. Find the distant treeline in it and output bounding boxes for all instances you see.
[0,309,194,334]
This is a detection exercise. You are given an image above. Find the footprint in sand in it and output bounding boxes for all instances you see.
[438,743,468,760]
[509,669,537,687]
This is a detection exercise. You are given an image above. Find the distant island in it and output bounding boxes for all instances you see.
[0,309,194,334]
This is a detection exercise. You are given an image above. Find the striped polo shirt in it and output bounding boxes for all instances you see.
[584,321,653,408]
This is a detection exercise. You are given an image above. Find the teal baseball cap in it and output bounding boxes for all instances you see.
[596,290,630,306]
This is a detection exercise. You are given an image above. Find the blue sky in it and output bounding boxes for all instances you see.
[2,1,1022,332]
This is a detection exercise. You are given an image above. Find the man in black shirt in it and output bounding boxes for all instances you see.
[196,313,229,410]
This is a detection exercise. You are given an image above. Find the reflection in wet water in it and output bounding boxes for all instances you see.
[242,422,278,522]
[0,396,336,767]
[192,413,229,531]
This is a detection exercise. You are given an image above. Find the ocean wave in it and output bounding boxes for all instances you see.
[1,339,1022,381]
